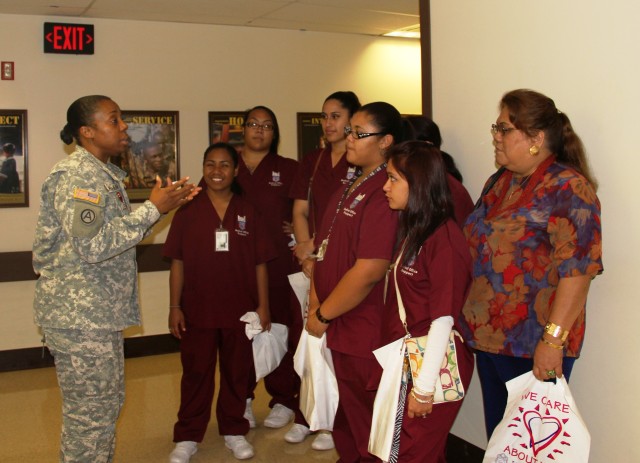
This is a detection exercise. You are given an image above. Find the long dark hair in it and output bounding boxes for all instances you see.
[243,105,280,153]
[404,115,464,183]
[385,141,454,265]
[203,142,242,195]
[60,95,112,146]
[501,89,597,189]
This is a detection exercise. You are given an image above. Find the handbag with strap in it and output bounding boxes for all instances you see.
[369,243,468,462]
[393,244,465,403]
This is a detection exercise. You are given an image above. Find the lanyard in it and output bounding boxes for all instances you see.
[315,163,385,261]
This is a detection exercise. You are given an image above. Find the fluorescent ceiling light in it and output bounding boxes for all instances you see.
[384,24,420,39]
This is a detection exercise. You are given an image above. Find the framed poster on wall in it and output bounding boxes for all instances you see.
[119,110,180,202]
[0,109,28,208]
[296,112,325,161]
[208,111,246,154]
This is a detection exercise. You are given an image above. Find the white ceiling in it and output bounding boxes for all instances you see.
[0,0,419,37]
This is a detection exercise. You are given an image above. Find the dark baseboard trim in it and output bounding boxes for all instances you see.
[0,243,169,283]
[0,342,55,371]
[446,433,484,462]
[0,333,179,373]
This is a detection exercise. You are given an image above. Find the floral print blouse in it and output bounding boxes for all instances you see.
[459,156,602,358]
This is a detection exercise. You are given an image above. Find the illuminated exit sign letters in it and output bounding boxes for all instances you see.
[44,22,94,55]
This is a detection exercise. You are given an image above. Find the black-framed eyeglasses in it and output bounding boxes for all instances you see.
[491,124,516,137]
[246,121,275,131]
[344,126,384,139]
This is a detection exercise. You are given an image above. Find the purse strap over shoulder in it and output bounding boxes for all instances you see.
[393,242,411,338]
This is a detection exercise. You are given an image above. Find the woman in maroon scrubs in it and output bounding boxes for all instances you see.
[235,106,303,431]
[165,143,274,461]
[306,102,402,463]
[290,91,361,278]
[287,91,360,450]
[381,141,474,462]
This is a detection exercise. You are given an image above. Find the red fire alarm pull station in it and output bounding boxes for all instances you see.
[1,62,14,80]
[44,22,94,55]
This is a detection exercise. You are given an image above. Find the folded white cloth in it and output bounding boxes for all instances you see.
[252,324,288,380]
[240,311,263,340]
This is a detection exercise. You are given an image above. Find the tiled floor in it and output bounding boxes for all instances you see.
[0,353,338,462]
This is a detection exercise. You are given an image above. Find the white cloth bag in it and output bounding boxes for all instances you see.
[293,330,339,431]
[368,337,406,461]
[288,271,310,319]
[251,323,288,381]
[483,371,590,463]
[240,312,288,381]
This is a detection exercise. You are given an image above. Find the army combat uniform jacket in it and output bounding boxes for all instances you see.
[33,146,161,331]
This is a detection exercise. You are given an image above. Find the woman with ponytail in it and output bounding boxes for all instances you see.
[33,95,199,462]
[459,89,603,439]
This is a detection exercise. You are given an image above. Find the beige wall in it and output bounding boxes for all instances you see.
[0,14,421,347]
[3,3,636,459]
[432,1,640,460]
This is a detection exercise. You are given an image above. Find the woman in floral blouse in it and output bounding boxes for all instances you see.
[460,89,603,438]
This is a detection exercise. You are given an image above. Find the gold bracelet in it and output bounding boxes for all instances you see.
[169,305,181,309]
[410,389,434,404]
[544,322,569,342]
[411,385,432,396]
[540,338,563,350]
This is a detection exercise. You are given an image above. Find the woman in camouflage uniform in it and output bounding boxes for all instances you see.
[32,95,199,463]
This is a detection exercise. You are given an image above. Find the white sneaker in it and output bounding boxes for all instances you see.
[169,441,197,463]
[284,423,311,443]
[311,432,335,451]
[244,398,256,428]
[263,403,295,428]
[224,435,255,460]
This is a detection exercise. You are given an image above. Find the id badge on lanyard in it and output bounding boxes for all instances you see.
[215,226,229,252]
[315,238,328,262]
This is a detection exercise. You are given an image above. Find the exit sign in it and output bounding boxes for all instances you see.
[44,22,94,55]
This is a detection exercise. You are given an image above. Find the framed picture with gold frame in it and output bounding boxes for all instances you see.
[119,110,180,202]
[0,109,28,208]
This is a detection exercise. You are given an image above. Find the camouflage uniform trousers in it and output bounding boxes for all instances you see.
[44,328,125,463]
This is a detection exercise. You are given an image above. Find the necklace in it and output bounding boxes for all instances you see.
[507,173,532,201]
[485,156,556,220]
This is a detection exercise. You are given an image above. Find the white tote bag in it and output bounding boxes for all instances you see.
[288,271,310,320]
[293,330,339,431]
[483,371,590,463]
[368,337,407,461]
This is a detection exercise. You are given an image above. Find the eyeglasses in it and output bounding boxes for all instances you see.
[344,126,384,139]
[491,124,516,137]
[246,122,275,131]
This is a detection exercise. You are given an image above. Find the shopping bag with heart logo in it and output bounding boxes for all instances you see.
[483,371,590,463]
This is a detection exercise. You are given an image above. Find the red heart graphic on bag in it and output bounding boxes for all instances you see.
[523,411,562,456]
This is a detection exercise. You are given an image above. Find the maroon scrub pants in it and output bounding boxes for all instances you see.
[332,351,380,463]
[173,325,253,442]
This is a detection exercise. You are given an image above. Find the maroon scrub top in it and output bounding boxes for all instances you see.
[289,146,357,236]
[382,219,473,344]
[447,174,474,227]
[236,153,299,319]
[313,167,399,358]
[163,191,276,328]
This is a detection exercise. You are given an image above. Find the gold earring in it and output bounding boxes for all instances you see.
[529,145,539,156]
